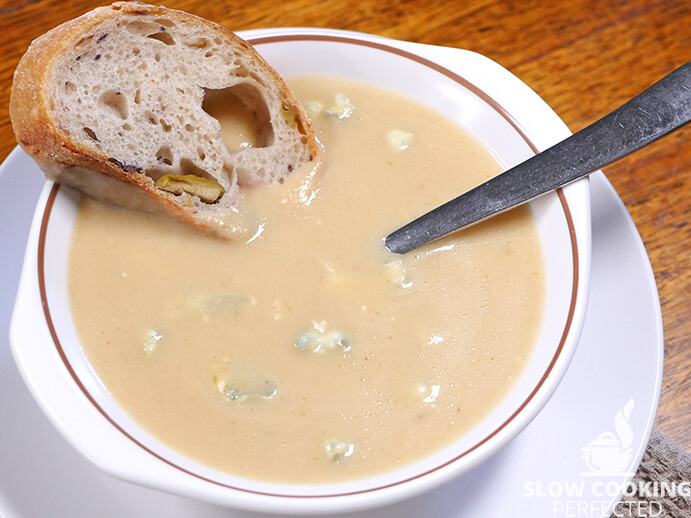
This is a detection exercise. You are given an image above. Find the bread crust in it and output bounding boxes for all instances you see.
[10,2,319,236]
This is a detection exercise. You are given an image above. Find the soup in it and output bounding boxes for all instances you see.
[68,76,544,484]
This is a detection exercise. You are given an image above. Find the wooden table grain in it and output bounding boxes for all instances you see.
[1,0,688,452]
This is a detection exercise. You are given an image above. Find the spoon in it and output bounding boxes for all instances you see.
[385,62,690,254]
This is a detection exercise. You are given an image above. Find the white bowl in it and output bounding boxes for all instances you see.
[10,28,591,515]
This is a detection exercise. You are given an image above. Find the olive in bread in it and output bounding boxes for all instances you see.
[10,1,319,237]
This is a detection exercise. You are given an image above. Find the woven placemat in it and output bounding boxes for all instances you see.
[610,430,691,517]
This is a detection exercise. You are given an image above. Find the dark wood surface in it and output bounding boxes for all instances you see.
[1,0,688,450]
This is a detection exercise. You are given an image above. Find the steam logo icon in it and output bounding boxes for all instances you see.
[581,399,635,476]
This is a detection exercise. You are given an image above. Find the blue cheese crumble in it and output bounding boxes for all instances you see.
[187,292,250,315]
[304,101,324,116]
[415,382,441,403]
[295,321,350,354]
[305,94,354,120]
[325,94,355,120]
[387,129,414,150]
[325,439,354,462]
[212,360,277,402]
[221,377,277,402]
[142,329,163,354]
[385,259,413,288]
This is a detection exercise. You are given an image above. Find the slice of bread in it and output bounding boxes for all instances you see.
[10,1,319,237]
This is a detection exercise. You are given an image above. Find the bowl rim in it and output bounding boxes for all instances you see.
[13,28,591,512]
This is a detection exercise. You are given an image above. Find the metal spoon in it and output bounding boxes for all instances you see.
[385,62,690,254]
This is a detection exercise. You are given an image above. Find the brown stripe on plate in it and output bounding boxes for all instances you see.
[37,33,580,499]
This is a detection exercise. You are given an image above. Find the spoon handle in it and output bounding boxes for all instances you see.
[385,62,691,254]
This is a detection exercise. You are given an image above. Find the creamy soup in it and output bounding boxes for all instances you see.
[68,77,544,484]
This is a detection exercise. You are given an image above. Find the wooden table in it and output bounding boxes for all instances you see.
[1,0,688,451]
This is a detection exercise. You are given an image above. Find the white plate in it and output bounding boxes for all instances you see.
[0,34,662,517]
